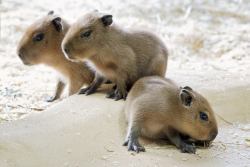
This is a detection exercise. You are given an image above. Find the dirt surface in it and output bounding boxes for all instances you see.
[0,88,249,167]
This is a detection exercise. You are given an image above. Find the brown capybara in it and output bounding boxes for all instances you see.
[62,11,168,100]
[123,76,218,154]
[17,11,94,102]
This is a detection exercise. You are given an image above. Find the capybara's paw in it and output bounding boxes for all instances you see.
[85,87,96,95]
[126,138,145,153]
[180,143,196,154]
[78,86,96,95]
[114,89,127,101]
[106,88,116,99]
[46,96,57,102]
[78,87,89,94]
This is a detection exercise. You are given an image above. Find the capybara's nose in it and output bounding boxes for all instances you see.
[17,47,24,59]
[18,53,23,59]
[63,47,70,54]
[209,129,218,141]
[18,48,25,59]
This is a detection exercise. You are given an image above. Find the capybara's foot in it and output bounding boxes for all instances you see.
[125,137,145,153]
[180,143,196,154]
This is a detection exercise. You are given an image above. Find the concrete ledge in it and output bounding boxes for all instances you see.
[0,88,249,167]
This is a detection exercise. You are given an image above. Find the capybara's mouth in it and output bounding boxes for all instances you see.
[185,138,212,148]
[180,133,212,148]
[23,62,32,66]
[21,59,32,66]
[194,140,211,148]
[17,52,32,66]
[65,56,82,63]
[63,52,75,61]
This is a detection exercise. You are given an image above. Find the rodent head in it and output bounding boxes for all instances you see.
[177,86,218,143]
[62,10,113,61]
[17,11,66,65]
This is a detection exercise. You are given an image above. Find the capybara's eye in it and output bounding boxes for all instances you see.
[33,33,45,42]
[199,112,208,121]
[80,30,92,38]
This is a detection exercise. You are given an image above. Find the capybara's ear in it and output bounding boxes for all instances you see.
[52,17,62,32]
[101,15,113,26]
[180,89,193,107]
[48,10,54,15]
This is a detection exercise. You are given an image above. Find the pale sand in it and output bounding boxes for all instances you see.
[0,83,249,167]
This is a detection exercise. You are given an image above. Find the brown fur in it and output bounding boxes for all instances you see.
[62,11,168,100]
[17,12,94,101]
[124,76,218,153]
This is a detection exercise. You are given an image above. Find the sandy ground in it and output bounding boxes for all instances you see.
[0,0,250,166]
[0,88,249,167]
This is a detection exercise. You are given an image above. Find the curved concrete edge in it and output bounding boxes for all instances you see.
[0,88,249,167]
[0,94,126,167]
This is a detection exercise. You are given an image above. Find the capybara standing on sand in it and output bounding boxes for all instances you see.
[17,11,94,102]
[62,11,168,100]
